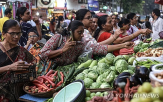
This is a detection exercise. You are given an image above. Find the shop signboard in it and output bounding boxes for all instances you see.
[88,0,99,11]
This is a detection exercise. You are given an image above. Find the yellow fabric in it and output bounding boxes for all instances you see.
[0,17,9,40]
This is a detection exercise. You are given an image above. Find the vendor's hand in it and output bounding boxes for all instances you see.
[33,17,40,25]
[140,29,152,35]
[9,61,31,71]
[124,42,134,49]
[62,38,76,52]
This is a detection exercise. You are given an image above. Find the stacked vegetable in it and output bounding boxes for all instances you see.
[75,53,136,89]
[131,82,163,102]
[134,41,150,53]
[135,59,161,69]
[85,90,108,101]
[24,70,65,93]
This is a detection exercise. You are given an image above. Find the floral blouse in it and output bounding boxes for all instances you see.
[40,33,108,65]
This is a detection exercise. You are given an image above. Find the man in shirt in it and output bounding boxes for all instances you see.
[127,13,139,41]
[0,8,12,40]
[151,8,163,40]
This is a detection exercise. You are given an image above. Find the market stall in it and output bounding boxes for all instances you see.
[16,37,163,102]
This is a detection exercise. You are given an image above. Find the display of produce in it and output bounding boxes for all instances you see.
[24,70,64,93]
[75,53,136,89]
[135,59,162,68]
[131,82,163,102]
[85,90,109,101]
[136,48,163,57]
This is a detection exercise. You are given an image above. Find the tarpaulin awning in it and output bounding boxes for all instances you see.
[155,0,163,5]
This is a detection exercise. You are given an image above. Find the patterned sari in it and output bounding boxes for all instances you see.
[0,46,35,102]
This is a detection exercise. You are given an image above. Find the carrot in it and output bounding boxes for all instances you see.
[33,83,49,89]
[45,61,52,73]
[60,72,64,83]
[56,81,62,87]
[46,76,55,82]
[51,71,58,77]
[33,80,43,84]
[47,88,54,92]
[40,76,55,87]
[37,77,44,83]
[46,70,54,76]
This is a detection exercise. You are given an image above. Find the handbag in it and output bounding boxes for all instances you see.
[0,43,36,83]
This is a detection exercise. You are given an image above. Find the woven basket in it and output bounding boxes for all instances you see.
[23,82,56,98]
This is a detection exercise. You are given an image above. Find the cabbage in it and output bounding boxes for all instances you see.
[90,82,100,89]
[89,66,97,71]
[75,73,85,80]
[123,70,134,75]
[84,78,93,88]
[142,43,150,48]
[96,74,105,84]
[110,66,118,74]
[122,55,130,61]
[128,65,135,72]
[105,71,115,83]
[82,69,90,75]
[97,63,109,74]
[113,55,125,64]
[102,71,110,78]
[115,59,128,73]
[134,46,140,53]
[100,83,110,88]
[105,53,115,65]
[87,71,98,81]
[128,57,136,65]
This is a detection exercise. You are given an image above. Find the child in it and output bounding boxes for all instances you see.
[25,29,39,51]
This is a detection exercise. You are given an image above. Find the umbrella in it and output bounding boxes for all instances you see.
[155,0,163,5]
[96,12,108,17]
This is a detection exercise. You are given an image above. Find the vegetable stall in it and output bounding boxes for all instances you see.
[20,38,163,102]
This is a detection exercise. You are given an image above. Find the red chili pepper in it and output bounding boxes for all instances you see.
[60,72,64,83]
[40,76,56,87]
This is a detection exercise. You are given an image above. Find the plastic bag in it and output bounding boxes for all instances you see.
[133,55,163,67]
[149,71,163,87]
[152,64,163,72]
[77,41,93,63]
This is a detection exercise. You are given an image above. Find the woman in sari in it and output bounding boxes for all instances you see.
[0,20,35,101]
[93,16,152,56]
[75,9,134,55]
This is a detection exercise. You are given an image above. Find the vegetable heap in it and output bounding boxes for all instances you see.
[85,90,109,102]
[135,59,161,69]
[131,82,163,102]
[75,53,136,89]
[24,70,65,93]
